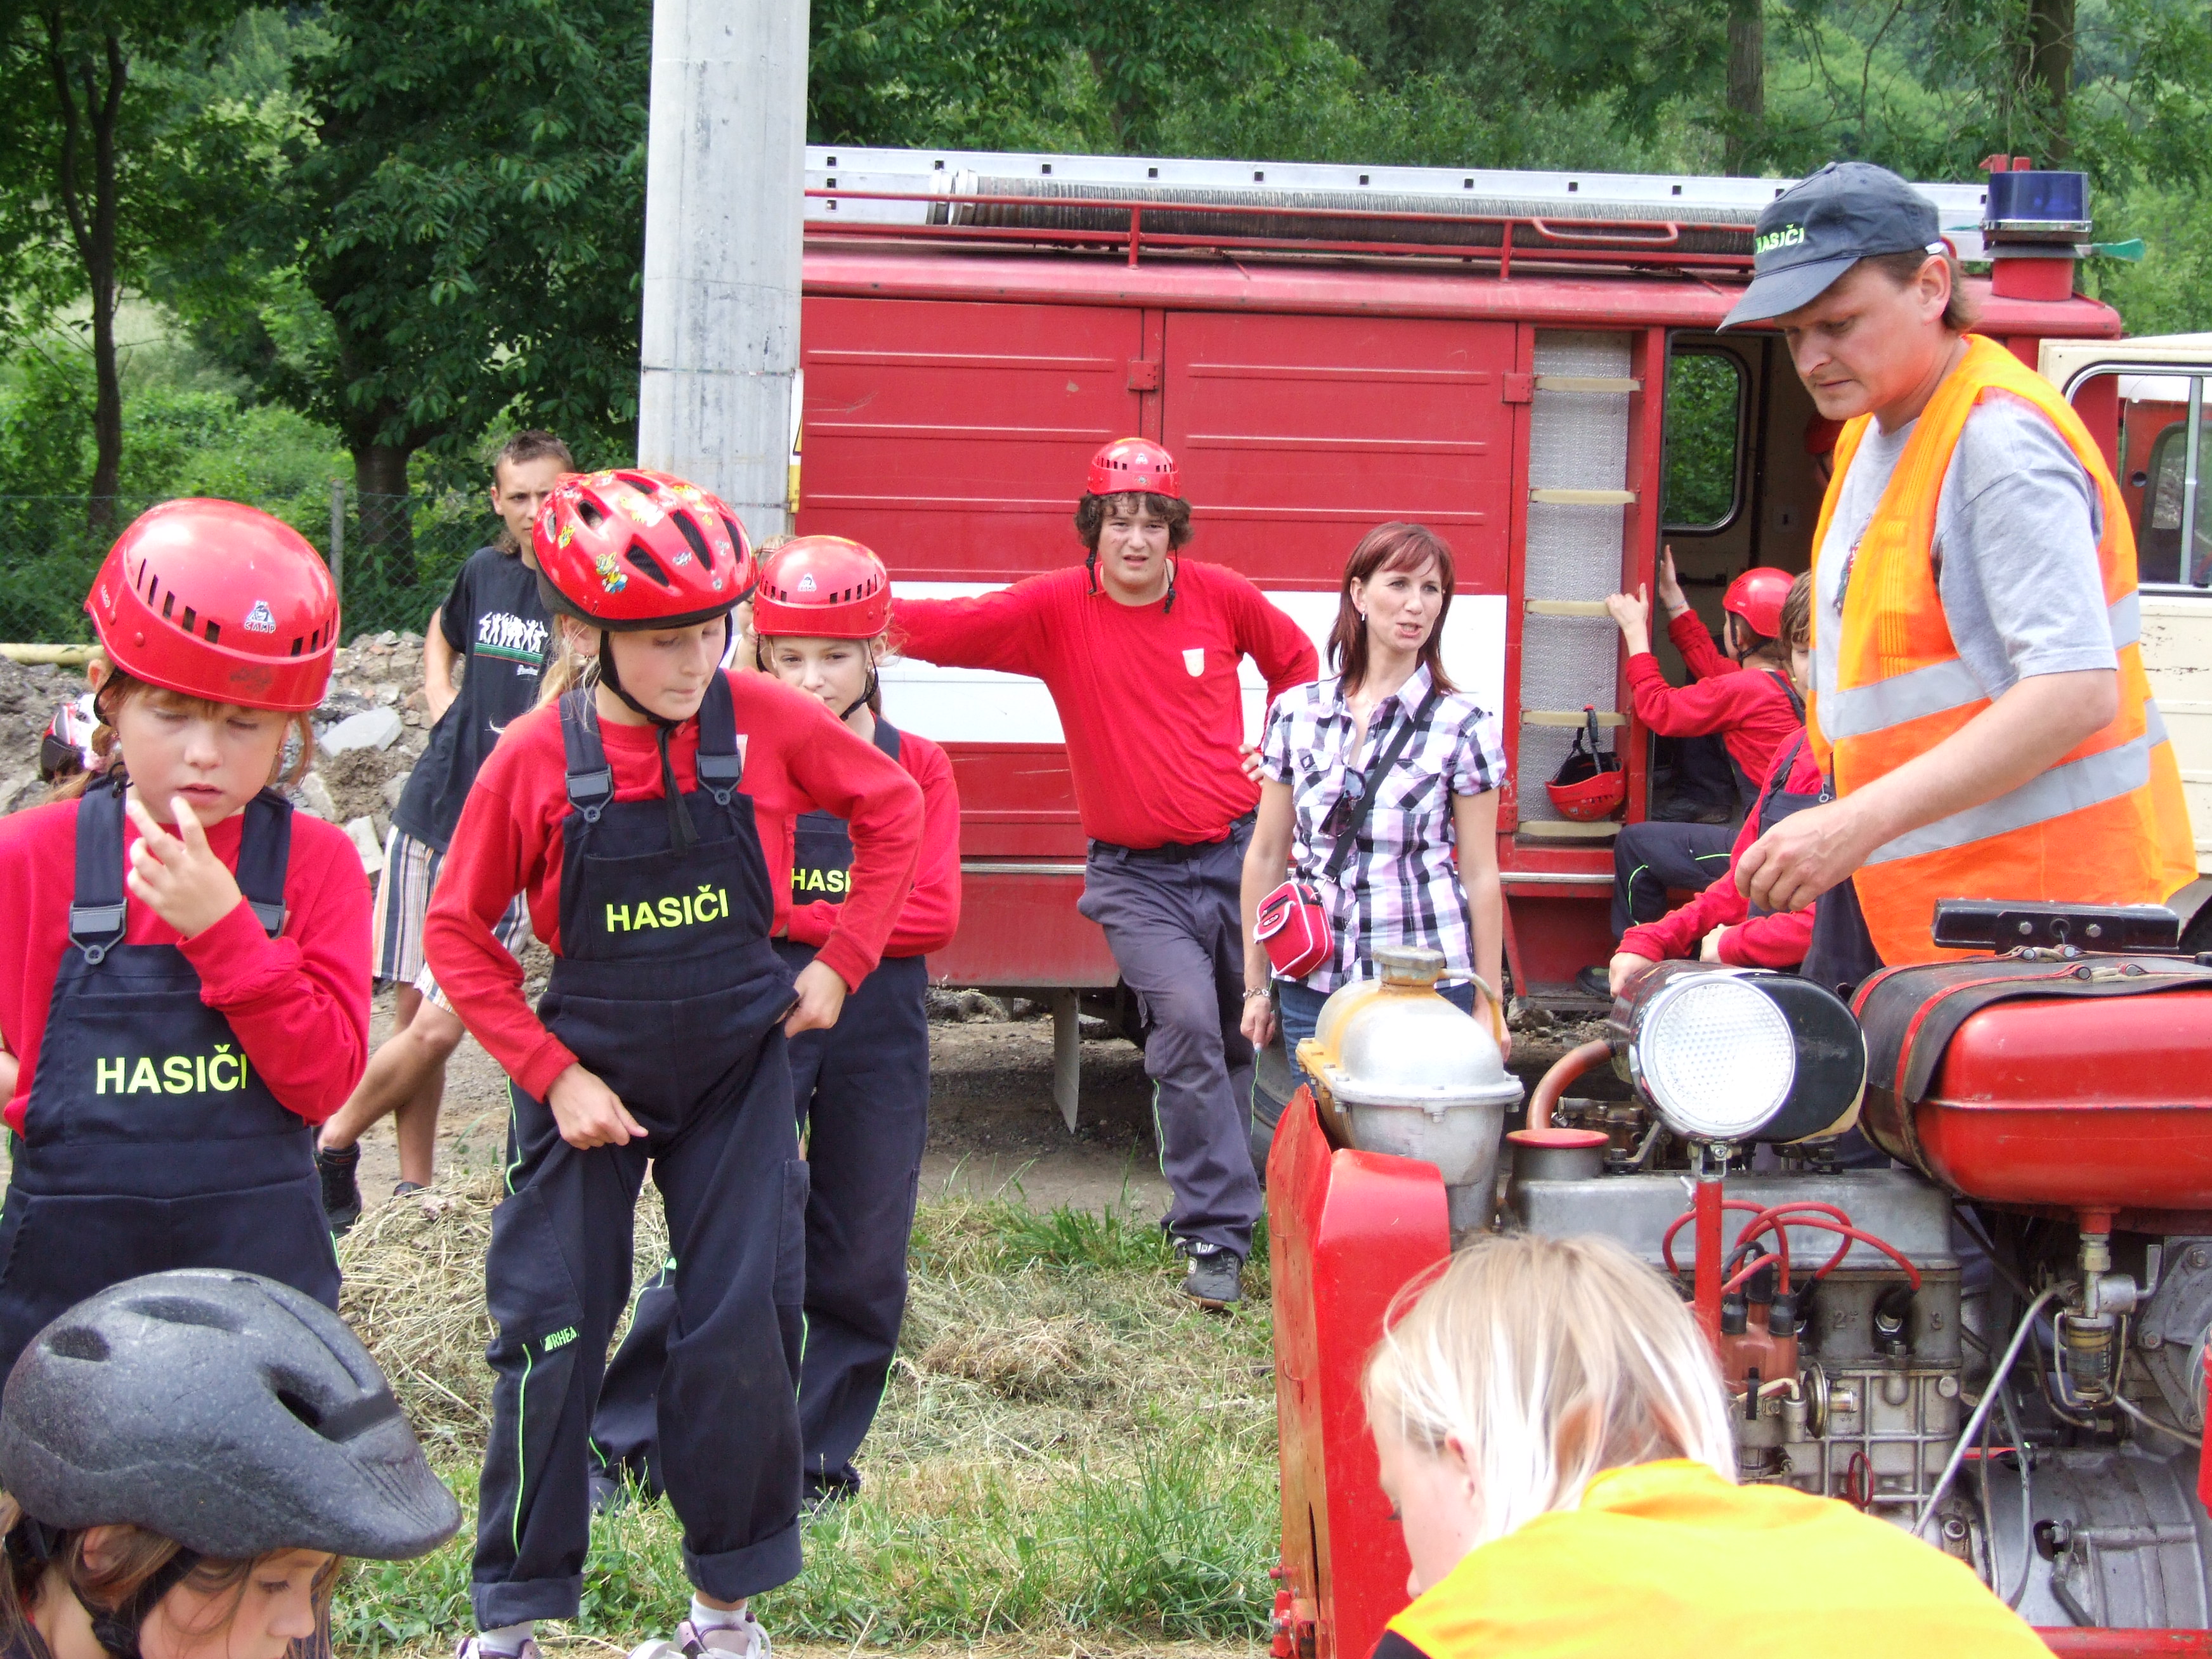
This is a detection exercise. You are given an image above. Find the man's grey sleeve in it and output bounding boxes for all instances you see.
[1934,391,2119,699]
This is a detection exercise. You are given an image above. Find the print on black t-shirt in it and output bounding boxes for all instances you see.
[391,546,554,852]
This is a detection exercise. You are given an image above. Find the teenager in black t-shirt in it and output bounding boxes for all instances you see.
[314,431,566,1230]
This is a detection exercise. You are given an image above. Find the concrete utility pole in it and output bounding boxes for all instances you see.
[637,0,809,537]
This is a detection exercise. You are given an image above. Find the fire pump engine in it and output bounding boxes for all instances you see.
[793,147,2212,1122]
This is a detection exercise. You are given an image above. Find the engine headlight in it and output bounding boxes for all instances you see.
[1613,962,1866,1144]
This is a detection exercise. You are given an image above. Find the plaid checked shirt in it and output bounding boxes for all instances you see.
[1259,663,1507,993]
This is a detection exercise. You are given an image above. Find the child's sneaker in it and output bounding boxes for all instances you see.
[317,1143,362,1234]
[630,1613,769,1659]
[456,1639,540,1659]
[1178,1240,1243,1309]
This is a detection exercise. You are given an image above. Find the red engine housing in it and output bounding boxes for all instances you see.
[1856,956,2212,1227]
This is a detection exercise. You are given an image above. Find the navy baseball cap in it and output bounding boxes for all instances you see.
[1721,161,1946,329]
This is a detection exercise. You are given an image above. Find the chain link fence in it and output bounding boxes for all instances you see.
[0,488,500,646]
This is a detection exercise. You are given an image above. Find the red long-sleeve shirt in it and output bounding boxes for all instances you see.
[425,673,923,1100]
[1619,738,1824,970]
[786,724,961,960]
[1625,611,1800,787]
[892,561,1319,849]
[0,799,371,1135]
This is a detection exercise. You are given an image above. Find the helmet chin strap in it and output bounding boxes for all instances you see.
[6,1519,200,1659]
[840,644,878,722]
[597,625,717,855]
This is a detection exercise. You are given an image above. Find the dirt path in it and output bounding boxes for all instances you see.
[353,986,1606,1226]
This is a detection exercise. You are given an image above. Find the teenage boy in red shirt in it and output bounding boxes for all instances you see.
[891,439,1317,1308]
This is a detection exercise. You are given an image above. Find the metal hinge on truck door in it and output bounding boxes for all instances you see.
[1128,360,1161,391]
[1502,372,1533,403]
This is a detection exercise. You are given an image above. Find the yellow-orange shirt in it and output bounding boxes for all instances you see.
[1381,1460,2046,1659]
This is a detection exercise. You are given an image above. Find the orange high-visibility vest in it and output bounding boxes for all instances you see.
[1806,334,2195,966]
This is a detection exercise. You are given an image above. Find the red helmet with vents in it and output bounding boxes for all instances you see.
[532,469,755,630]
[752,536,890,640]
[1086,438,1181,500]
[1723,567,1794,641]
[85,500,339,712]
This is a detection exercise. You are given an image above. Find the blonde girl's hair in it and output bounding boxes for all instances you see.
[535,616,602,707]
[1781,569,1814,653]
[1362,1232,1735,1547]
[0,1497,339,1659]
[52,654,315,803]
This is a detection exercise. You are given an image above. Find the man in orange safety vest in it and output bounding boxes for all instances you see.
[1724,162,2192,995]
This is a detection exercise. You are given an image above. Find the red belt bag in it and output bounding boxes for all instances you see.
[1255,879,1332,977]
[1252,687,1439,984]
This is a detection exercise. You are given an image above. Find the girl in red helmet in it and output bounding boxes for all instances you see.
[587,535,960,1513]
[0,500,370,1376]
[1572,549,1804,999]
[419,472,921,1659]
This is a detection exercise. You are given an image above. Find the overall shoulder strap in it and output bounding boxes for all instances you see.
[68,784,127,963]
[873,718,902,763]
[693,673,743,805]
[235,790,292,937]
[1765,667,1806,724]
[559,686,614,823]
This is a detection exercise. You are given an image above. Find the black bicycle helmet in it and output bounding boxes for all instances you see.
[0,1270,459,1562]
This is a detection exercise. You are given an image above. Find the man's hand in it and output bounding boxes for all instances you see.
[1604,585,1653,656]
[1735,795,1882,914]
[1656,545,1691,618]
[547,1063,646,1149]
[1698,925,1727,962]
[1608,951,1658,994]
[125,797,246,939]
[785,960,849,1036]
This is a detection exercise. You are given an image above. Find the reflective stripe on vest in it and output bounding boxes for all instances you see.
[1804,334,2196,966]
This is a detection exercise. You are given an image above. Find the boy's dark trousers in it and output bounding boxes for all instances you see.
[1609,820,1736,939]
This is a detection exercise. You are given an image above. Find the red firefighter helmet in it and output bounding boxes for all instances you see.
[532,469,755,630]
[1545,706,1626,822]
[85,500,339,713]
[1086,438,1181,500]
[752,536,890,640]
[1723,567,1793,641]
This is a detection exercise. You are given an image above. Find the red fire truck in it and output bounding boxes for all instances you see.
[790,147,2130,1112]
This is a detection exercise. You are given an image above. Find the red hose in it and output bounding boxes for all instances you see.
[1528,1039,1611,1131]
[1729,1215,1923,1289]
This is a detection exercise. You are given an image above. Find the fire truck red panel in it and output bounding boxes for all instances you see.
[799,296,1144,578]
[1163,312,1516,592]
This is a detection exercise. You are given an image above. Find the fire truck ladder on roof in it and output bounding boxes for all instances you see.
[804,146,1993,268]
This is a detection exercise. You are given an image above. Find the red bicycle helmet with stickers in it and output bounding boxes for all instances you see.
[532,469,755,630]
[1086,438,1181,500]
[1723,567,1794,642]
[752,536,890,639]
[86,500,340,712]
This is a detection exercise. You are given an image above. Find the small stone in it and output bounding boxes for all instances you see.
[27,663,55,678]
[296,773,338,821]
[377,630,399,646]
[0,771,37,812]
[344,816,384,875]
[320,707,405,754]
[374,685,400,706]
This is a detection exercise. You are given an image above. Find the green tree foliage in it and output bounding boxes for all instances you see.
[0,0,259,516]
[179,0,645,589]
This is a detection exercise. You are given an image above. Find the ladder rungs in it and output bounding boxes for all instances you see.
[1535,375,1642,394]
[1525,599,1611,618]
[1525,709,1626,727]
[1530,488,1637,506]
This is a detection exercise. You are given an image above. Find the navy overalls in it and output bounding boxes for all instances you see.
[0,783,338,1377]
[470,679,809,1628]
[592,719,929,1505]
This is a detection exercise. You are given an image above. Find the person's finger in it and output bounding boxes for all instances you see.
[169,799,214,857]
[124,867,159,907]
[1638,583,1649,607]
[124,797,181,861]
[617,1102,646,1138]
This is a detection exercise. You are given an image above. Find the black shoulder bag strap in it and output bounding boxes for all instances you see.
[1321,688,1440,883]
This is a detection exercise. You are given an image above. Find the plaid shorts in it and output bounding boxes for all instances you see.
[371,826,531,1009]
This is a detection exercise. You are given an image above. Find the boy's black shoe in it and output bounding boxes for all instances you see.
[1575,965,1614,1000]
[316,1143,362,1235]
[1178,1242,1242,1310]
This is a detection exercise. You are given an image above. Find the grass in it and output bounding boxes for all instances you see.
[335,1178,1277,1656]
